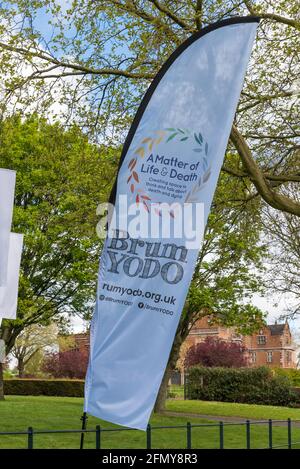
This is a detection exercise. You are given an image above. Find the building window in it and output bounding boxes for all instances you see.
[257,335,266,345]
[286,351,291,364]
[267,351,273,363]
[250,352,256,363]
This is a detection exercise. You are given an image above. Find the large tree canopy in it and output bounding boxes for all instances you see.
[0,0,299,215]
[11,323,58,377]
[0,114,117,354]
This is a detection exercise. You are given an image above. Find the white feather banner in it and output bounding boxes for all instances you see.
[0,169,16,286]
[0,233,23,320]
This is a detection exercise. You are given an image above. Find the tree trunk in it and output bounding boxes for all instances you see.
[153,361,173,413]
[153,307,207,413]
[18,357,25,378]
[0,363,4,400]
[0,323,23,355]
[0,323,22,400]
[154,328,185,413]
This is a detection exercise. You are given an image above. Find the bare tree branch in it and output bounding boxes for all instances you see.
[230,125,300,216]
[195,0,203,31]
[147,0,193,32]
[244,1,300,29]
[0,41,155,80]
[106,0,183,43]
[222,165,300,183]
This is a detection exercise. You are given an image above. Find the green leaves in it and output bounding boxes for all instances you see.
[194,133,203,145]
[165,128,190,142]
[193,132,208,154]
[166,132,178,142]
[0,114,118,341]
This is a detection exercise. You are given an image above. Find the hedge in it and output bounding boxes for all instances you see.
[186,366,300,407]
[4,379,84,397]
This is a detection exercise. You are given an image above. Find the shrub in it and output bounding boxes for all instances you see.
[43,349,88,379]
[184,337,247,369]
[4,379,84,397]
[186,366,299,407]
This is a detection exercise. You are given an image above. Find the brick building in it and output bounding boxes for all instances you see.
[185,317,296,369]
[69,317,296,377]
[185,317,243,349]
[244,322,295,368]
[72,332,90,353]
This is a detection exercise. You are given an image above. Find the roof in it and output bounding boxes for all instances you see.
[268,324,286,336]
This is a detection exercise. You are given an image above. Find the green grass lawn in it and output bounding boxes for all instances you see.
[0,396,300,449]
[169,385,185,399]
[166,399,300,421]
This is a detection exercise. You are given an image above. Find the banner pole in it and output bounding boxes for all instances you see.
[80,411,88,449]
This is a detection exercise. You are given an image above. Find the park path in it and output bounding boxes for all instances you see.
[163,411,300,427]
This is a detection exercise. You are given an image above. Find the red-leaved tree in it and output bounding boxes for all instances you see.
[184,337,248,369]
[43,349,89,379]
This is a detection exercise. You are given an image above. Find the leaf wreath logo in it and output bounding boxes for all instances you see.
[126,128,211,217]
